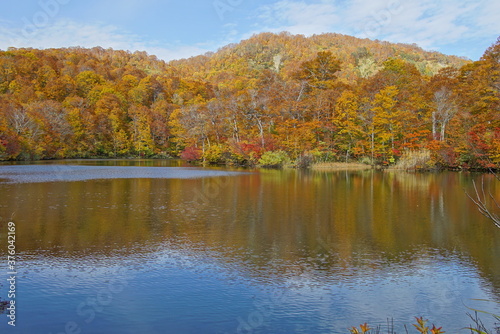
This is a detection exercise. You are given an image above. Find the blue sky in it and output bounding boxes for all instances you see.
[0,0,498,61]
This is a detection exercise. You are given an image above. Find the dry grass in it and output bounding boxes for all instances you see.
[394,150,434,170]
[311,162,373,170]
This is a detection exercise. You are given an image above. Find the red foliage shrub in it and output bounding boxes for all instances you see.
[180,146,202,162]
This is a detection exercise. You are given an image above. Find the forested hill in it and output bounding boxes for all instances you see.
[0,32,498,169]
[171,32,468,81]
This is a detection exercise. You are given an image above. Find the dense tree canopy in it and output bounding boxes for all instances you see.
[0,32,498,168]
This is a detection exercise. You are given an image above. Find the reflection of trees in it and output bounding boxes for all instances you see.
[2,169,500,291]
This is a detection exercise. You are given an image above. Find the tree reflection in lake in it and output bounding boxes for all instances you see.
[0,162,499,333]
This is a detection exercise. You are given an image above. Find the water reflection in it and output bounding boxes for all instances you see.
[0,163,499,333]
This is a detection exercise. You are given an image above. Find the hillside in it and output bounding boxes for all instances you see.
[0,32,498,168]
[172,32,468,81]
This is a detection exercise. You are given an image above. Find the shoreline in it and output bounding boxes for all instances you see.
[0,158,497,173]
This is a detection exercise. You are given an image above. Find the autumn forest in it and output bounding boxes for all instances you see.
[0,32,499,168]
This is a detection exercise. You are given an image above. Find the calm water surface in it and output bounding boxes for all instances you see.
[0,160,499,333]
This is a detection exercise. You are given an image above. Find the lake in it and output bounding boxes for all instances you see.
[0,160,499,333]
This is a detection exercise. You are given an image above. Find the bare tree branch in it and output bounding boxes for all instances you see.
[467,177,500,228]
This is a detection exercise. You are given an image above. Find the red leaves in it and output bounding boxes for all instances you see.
[180,146,202,162]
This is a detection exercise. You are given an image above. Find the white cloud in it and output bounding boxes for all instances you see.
[476,0,500,32]
[379,1,477,46]
[0,18,210,61]
[250,0,498,58]
[257,0,339,35]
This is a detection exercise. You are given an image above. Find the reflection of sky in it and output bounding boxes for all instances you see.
[271,252,500,333]
[4,247,499,334]
[0,165,246,184]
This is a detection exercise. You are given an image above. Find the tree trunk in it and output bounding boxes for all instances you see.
[371,128,375,165]
[232,118,240,143]
[256,118,265,148]
[440,121,447,142]
[432,111,437,140]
